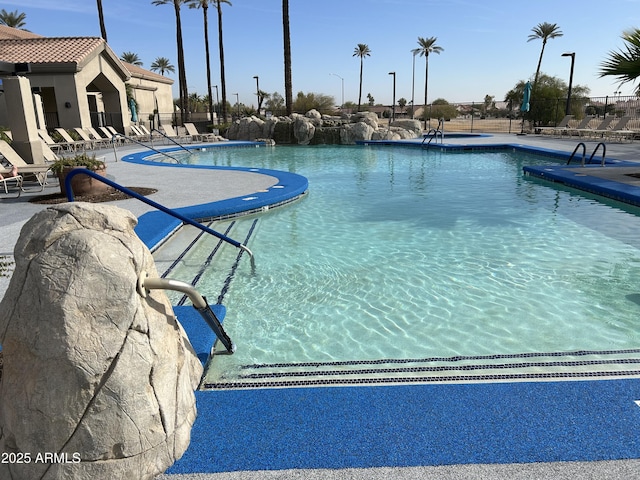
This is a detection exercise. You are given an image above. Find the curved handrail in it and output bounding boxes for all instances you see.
[587,142,607,167]
[63,168,254,259]
[111,134,182,164]
[151,128,192,154]
[566,142,586,166]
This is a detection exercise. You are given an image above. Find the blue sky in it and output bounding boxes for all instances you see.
[8,0,640,107]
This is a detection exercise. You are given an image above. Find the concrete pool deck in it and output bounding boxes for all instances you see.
[1,135,640,479]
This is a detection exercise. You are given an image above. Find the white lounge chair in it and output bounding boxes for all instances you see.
[0,140,51,191]
[0,169,23,197]
[537,115,572,135]
[184,122,218,142]
[557,116,594,137]
[604,116,634,142]
[54,128,87,151]
[578,117,615,139]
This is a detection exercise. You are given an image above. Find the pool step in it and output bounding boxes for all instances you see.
[202,349,640,390]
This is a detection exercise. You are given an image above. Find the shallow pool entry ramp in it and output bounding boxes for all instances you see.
[202,348,640,390]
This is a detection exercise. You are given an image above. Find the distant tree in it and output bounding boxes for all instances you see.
[150,57,175,75]
[121,52,143,66]
[528,22,563,90]
[427,98,458,121]
[0,9,27,28]
[367,93,375,106]
[412,36,444,129]
[353,43,371,112]
[483,94,495,115]
[506,74,590,126]
[599,28,640,96]
[398,98,407,112]
[265,91,286,116]
[292,91,335,114]
[96,0,107,41]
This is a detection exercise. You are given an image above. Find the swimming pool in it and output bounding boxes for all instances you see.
[157,145,640,388]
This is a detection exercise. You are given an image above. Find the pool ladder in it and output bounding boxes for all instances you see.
[421,117,445,146]
[137,272,235,354]
[567,142,607,167]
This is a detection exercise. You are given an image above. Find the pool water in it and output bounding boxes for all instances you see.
[162,145,640,387]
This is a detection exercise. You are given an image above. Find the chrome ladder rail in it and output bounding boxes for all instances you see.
[137,272,235,354]
[421,118,445,147]
[587,142,607,166]
[566,142,586,166]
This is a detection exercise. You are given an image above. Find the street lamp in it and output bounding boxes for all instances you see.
[411,51,417,119]
[561,52,575,116]
[388,71,396,123]
[253,75,260,114]
[330,73,344,111]
[234,93,239,118]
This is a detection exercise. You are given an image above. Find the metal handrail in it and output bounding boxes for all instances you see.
[138,272,235,354]
[587,142,607,167]
[111,133,182,164]
[63,168,254,259]
[566,142,586,166]
[421,118,445,146]
[151,128,192,154]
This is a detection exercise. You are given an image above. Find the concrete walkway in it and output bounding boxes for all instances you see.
[2,135,640,480]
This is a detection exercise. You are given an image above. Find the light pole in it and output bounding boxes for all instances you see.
[330,73,344,111]
[253,75,260,114]
[561,52,575,116]
[388,71,396,123]
[234,93,239,118]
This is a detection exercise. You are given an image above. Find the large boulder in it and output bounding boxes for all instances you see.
[293,114,316,145]
[390,119,422,136]
[340,122,374,144]
[0,203,202,480]
[351,111,379,129]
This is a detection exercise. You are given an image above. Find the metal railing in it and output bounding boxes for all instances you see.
[63,168,254,259]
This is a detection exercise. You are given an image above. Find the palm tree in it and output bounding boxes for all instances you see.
[120,52,143,66]
[152,0,189,124]
[282,0,292,115]
[412,36,444,130]
[213,0,232,122]
[150,57,175,75]
[187,0,216,122]
[599,28,640,96]
[96,0,107,41]
[353,44,371,112]
[528,22,563,89]
[0,9,27,28]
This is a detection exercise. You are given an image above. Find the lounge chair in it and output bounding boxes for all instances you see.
[0,169,23,198]
[129,125,150,141]
[537,115,572,135]
[0,140,51,191]
[99,127,123,145]
[557,116,594,137]
[160,124,190,143]
[604,116,634,142]
[38,129,73,154]
[73,127,104,149]
[54,128,87,151]
[184,122,218,142]
[86,127,110,144]
[578,117,615,139]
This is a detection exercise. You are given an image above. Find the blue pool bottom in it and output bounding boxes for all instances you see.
[123,143,640,474]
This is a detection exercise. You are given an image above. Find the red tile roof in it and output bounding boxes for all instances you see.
[0,37,105,65]
[0,25,42,40]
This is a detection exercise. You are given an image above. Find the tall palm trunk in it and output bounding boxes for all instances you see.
[282,0,292,115]
[174,0,189,124]
[216,1,228,122]
[96,0,107,41]
[357,57,364,112]
[423,53,429,130]
[202,3,214,123]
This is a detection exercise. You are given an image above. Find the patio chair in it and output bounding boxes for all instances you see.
[159,124,188,142]
[73,127,102,149]
[537,115,572,135]
[557,116,594,137]
[0,170,23,198]
[0,140,51,191]
[54,128,87,151]
[578,116,615,139]
[99,126,124,145]
[604,116,634,142]
[38,129,73,154]
[184,122,218,142]
[129,125,150,141]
